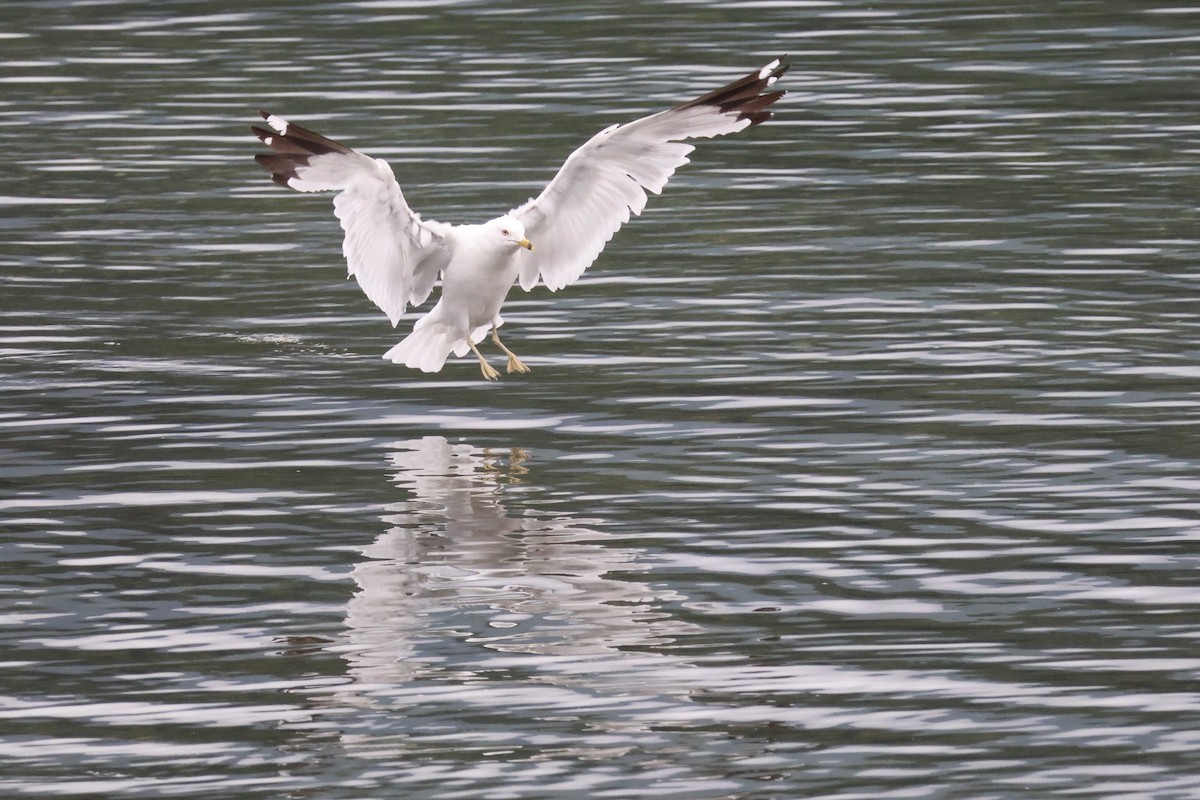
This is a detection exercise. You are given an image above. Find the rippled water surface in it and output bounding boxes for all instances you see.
[3,2,1199,798]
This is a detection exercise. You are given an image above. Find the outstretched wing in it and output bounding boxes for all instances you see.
[510,57,789,293]
[251,112,453,326]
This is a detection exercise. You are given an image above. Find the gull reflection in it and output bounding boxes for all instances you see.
[341,436,694,689]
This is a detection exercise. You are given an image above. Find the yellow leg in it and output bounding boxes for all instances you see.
[468,339,500,381]
[491,327,530,374]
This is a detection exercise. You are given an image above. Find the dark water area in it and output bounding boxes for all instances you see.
[2,2,1199,798]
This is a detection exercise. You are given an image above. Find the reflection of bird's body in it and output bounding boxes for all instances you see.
[252,57,789,380]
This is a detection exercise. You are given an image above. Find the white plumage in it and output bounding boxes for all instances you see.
[252,57,789,380]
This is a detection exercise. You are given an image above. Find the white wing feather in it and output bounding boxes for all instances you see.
[511,58,788,292]
[254,114,453,326]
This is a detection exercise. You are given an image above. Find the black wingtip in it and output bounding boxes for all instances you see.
[250,112,354,157]
[675,56,791,124]
[250,111,356,190]
[254,152,307,186]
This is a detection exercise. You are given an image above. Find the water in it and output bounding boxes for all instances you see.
[2,1,1199,798]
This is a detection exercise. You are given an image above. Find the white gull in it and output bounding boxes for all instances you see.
[252,57,789,380]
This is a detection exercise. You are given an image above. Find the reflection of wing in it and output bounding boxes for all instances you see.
[511,57,789,292]
[251,113,454,326]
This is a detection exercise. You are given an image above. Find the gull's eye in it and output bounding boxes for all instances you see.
[501,228,510,237]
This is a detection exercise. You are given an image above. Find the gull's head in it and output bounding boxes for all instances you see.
[488,215,533,251]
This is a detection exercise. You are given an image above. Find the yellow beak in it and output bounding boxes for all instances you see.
[517,237,533,251]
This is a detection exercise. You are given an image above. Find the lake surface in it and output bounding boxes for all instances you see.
[2,1,1199,798]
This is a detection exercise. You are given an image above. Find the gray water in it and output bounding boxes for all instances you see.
[2,2,1199,798]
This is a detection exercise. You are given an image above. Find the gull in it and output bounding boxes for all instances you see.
[251,56,789,380]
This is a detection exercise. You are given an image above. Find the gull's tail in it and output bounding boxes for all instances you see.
[383,311,492,373]
[383,321,461,373]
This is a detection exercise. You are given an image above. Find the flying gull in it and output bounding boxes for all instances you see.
[251,57,789,380]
